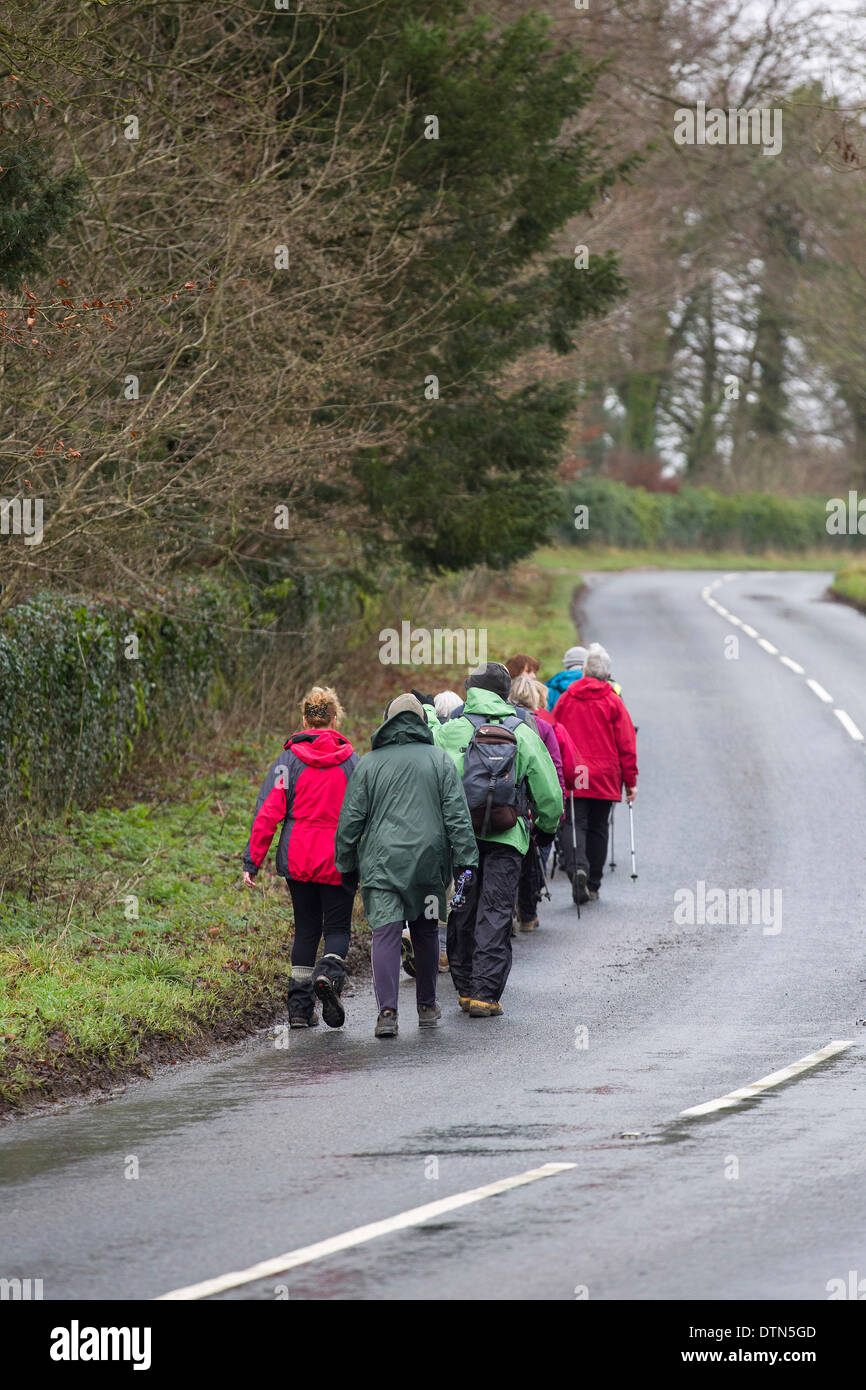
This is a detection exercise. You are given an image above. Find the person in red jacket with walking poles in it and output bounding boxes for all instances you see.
[553,644,637,907]
[243,686,358,1029]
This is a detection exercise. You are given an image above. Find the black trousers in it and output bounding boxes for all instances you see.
[286,878,353,1017]
[558,798,612,891]
[447,841,522,1003]
[517,839,544,920]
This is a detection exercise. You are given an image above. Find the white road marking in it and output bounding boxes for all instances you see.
[833,708,865,741]
[806,678,834,704]
[155,1161,576,1301]
[680,1040,855,1118]
[724,573,738,581]
[701,586,861,749]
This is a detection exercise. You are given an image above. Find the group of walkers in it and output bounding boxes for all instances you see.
[243,642,638,1038]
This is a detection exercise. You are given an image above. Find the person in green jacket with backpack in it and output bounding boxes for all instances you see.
[335,693,478,1038]
[434,663,563,1017]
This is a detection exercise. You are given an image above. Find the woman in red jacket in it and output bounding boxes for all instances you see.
[243,686,358,1029]
[553,644,637,906]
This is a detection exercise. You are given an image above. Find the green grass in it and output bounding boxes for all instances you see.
[830,562,866,610]
[0,739,370,1112]
[535,544,840,572]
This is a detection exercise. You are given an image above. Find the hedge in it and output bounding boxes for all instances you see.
[557,478,866,553]
[0,577,250,815]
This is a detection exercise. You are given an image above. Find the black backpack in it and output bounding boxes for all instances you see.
[461,713,528,839]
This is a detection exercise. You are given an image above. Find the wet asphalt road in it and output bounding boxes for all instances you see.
[2,568,865,1301]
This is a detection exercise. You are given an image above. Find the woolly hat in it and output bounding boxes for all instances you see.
[563,645,587,670]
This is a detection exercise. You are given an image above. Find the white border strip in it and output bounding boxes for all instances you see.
[680,1040,855,1118]
[156,1161,576,1300]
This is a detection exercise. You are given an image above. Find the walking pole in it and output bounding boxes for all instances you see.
[533,838,551,902]
[628,801,638,881]
[569,793,580,920]
[609,803,616,872]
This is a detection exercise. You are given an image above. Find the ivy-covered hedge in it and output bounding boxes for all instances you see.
[0,577,250,815]
[557,478,866,553]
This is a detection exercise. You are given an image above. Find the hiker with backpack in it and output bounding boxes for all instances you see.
[334,693,478,1038]
[508,673,571,932]
[434,662,563,1016]
[243,686,358,1030]
[552,644,637,907]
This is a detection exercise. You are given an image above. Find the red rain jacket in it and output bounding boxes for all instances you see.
[535,707,580,797]
[244,729,357,884]
[552,677,637,801]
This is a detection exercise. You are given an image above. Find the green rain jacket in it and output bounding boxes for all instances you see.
[334,710,478,930]
[433,688,563,856]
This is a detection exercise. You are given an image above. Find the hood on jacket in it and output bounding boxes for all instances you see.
[284,728,355,767]
[371,709,434,749]
[461,687,518,719]
[563,675,614,703]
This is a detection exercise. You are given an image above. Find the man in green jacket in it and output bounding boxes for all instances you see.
[334,693,478,1038]
[434,663,563,1017]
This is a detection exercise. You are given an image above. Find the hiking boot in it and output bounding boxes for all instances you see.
[458,995,472,1012]
[518,913,539,933]
[314,974,345,1029]
[572,869,590,906]
[400,931,416,978]
[374,1008,398,1038]
[417,1003,442,1027]
[289,1012,319,1029]
[587,889,599,902]
[438,950,450,973]
[468,999,503,1018]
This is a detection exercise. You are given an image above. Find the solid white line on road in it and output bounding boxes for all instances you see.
[741,623,758,638]
[680,1041,856,1118]
[715,606,731,618]
[724,573,739,581]
[779,656,805,674]
[727,615,743,627]
[806,678,834,704]
[757,638,779,654]
[833,708,865,741]
[155,1161,576,1301]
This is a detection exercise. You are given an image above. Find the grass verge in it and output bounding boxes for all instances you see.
[829,563,866,614]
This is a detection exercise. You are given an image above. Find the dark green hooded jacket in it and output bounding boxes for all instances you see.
[334,710,479,930]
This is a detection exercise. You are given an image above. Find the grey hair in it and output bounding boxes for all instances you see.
[584,642,611,680]
[508,674,543,711]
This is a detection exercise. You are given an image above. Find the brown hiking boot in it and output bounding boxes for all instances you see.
[468,999,503,1018]
[374,1008,398,1038]
[518,913,538,932]
[438,950,450,972]
[417,1003,442,1027]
